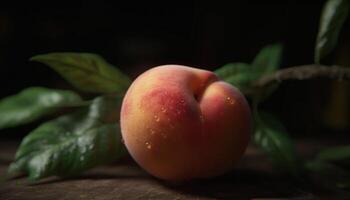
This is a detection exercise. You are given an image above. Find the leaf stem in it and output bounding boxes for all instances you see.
[254,64,350,88]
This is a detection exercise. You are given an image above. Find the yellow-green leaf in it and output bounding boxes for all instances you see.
[0,87,82,130]
[31,53,131,94]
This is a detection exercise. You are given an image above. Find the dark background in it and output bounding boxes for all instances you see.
[0,1,349,139]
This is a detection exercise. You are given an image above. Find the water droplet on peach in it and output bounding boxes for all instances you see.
[226,97,235,105]
[145,142,152,149]
[154,115,160,122]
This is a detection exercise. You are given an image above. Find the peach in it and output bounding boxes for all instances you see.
[120,65,251,181]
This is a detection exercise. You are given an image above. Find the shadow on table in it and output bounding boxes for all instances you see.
[27,164,151,186]
[162,169,316,199]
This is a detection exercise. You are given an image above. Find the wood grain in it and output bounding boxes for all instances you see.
[0,140,346,199]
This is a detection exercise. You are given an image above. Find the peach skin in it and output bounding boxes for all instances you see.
[120,65,251,181]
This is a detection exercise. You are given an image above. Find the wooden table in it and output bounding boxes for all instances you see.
[0,139,347,199]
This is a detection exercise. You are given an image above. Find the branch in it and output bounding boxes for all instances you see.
[254,65,350,87]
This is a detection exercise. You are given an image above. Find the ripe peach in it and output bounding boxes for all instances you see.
[120,65,251,181]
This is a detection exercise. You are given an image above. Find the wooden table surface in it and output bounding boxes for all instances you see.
[0,139,348,200]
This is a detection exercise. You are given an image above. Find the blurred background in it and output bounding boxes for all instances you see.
[0,1,349,139]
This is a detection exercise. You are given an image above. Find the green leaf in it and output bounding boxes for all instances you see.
[316,145,350,167]
[0,87,82,130]
[215,44,282,97]
[252,44,283,74]
[215,63,259,93]
[254,111,300,176]
[8,94,126,180]
[31,53,131,94]
[318,145,350,161]
[305,146,350,190]
[315,0,349,63]
[305,160,350,190]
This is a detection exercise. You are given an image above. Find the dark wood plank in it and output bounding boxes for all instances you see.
[0,140,346,199]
